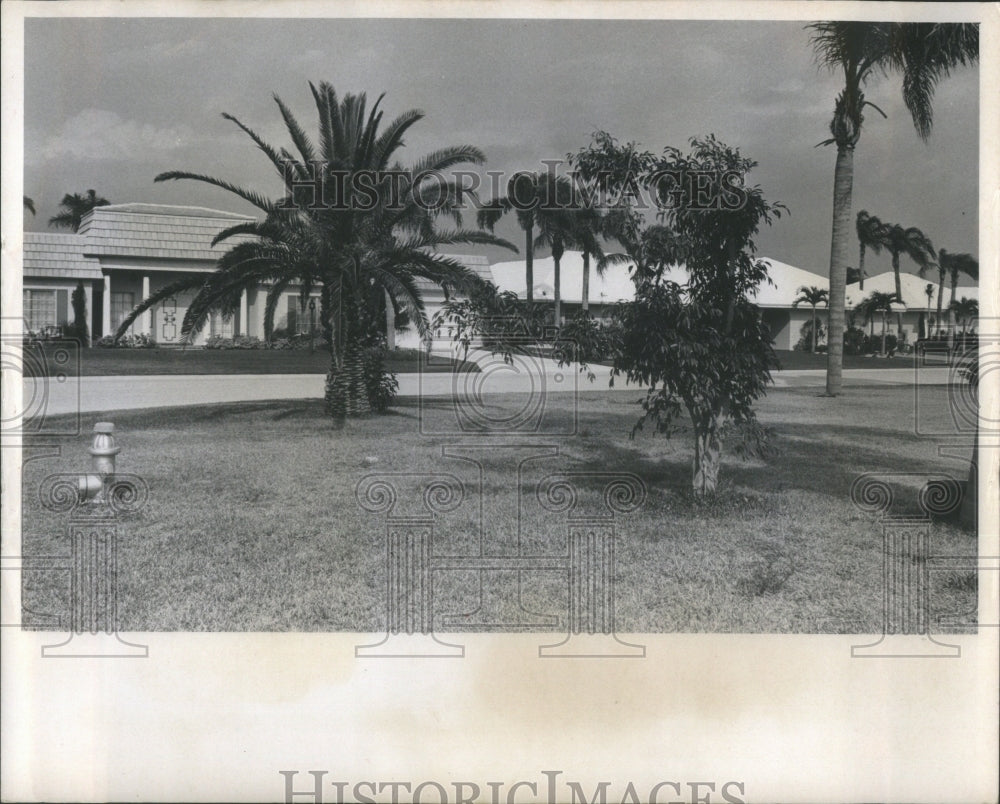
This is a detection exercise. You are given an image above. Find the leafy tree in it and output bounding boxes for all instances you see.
[807,21,978,395]
[855,209,886,290]
[48,189,110,232]
[118,82,514,419]
[792,285,830,353]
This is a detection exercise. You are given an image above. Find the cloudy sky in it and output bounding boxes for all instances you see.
[23,16,979,279]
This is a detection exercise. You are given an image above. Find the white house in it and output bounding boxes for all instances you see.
[845,271,978,340]
[489,252,834,350]
[21,203,489,348]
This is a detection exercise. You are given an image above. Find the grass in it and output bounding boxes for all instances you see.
[27,343,478,376]
[19,385,977,633]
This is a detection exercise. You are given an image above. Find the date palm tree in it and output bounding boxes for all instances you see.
[855,210,886,290]
[119,82,514,419]
[792,285,830,352]
[808,21,978,395]
[878,223,935,335]
[48,189,110,232]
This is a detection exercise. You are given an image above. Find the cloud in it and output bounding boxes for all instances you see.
[28,109,195,165]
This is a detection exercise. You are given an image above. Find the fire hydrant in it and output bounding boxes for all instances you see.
[78,422,120,504]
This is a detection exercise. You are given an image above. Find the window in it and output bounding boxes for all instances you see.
[23,290,57,331]
[286,295,318,335]
[110,292,134,332]
[210,311,234,338]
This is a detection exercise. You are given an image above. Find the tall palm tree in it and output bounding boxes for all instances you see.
[808,22,978,395]
[575,205,609,314]
[922,282,935,338]
[792,285,830,353]
[878,223,935,335]
[478,172,547,303]
[119,82,514,419]
[855,209,886,290]
[48,189,110,232]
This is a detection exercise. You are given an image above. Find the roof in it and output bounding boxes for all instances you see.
[413,254,493,294]
[490,252,636,303]
[488,252,830,307]
[77,203,255,261]
[846,271,978,310]
[23,232,103,280]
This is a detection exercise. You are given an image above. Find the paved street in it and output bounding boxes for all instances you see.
[20,348,957,417]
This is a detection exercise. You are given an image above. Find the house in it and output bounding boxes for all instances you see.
[845,271,978,341]
[489,253,834,350]
[21,203,489,348]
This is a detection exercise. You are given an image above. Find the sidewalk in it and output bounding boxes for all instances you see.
[21,347,957,417]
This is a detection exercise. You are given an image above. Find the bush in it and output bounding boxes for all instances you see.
[204,334,266,350]
[96,333,157,349]
[843,327,866,355]
[794,319,825,352]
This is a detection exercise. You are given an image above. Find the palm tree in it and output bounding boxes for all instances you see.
[23,197,35,216]
[878,223,935,335]
[808,22,978,395]
[938,249,978,346]
[792,285,830,353]
[922,282,935,338]
[859,291,900,356]
[576,205,609,314]
[855,210,886,290]
[478,172,547,303]
[119,82,514,419]
[949,296,978,352]
[48,189,110,232]
[531,174,578,326]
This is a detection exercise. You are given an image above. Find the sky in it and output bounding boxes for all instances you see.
[22,16,980,280]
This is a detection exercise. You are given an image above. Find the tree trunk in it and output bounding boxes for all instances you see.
[881,311,887,356]
[525,224,534,304]
[825,146,854,396]
[581,251,590,313]
[692,418,722,497]
[936,271,945,338]
[553,253,561,326]
[892,254,904,336]
[811,308,818,353]
[858,243,865,290]
[948,274,958,350]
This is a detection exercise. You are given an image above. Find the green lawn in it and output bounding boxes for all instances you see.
[28,343,477,376]
[20,385,977,633]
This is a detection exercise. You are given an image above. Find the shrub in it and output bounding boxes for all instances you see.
[794,319,826,352]
[96,333,156,349]
[843,327,866,355]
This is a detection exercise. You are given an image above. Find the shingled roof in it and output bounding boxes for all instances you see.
[23,232,103,279]
[77,203,256,261]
